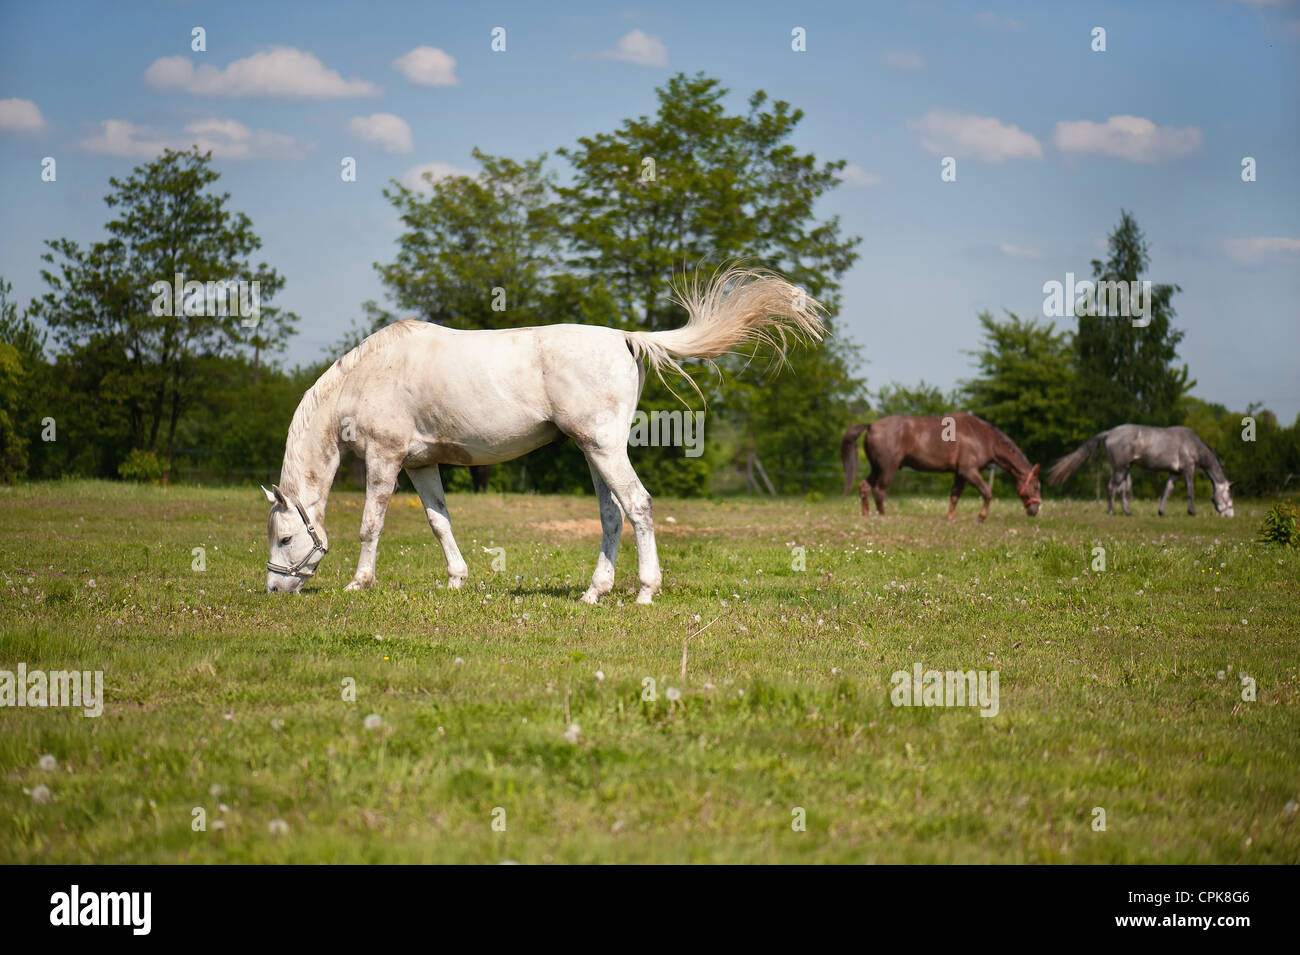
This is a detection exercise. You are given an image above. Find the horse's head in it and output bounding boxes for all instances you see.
[1018,464,1042,517]
[262,485,328,593]
[1212,480,1234,517]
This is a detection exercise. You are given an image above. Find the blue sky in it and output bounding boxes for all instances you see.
[2,0,1297,418]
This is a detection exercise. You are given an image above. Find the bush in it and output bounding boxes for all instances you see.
[118,448,165,483]
[1258,499,1299,547]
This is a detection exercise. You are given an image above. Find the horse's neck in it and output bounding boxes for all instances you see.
[992,440,1029,481]
[280,381,342,520]
[1197,444,1226,483]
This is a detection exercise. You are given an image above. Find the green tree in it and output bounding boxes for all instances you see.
[1073,210,1189,432]
[558,73,862,494]
[376,150,563,329]
[30,147,296,476]
[874,381,958,417]
[0,278,46,481]
[960,311,1089,468]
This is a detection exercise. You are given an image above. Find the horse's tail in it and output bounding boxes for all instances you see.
[841,423,870,495]
[625,266,825,397]
[1048,429,1111,487]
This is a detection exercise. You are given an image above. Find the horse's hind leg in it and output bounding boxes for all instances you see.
[1159,474,1177,516]
[583,444,661,604]
[858,479,871,516]
[581,464,622,604]
[868,465,891,514]
[407,464,469,590]
[348,453,403,590]
[947,475,967,520]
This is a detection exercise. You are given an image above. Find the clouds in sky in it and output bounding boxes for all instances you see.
[1224,236,1300,262]
[348,113,413,154]
[839,164,883,187]
[145,46,380,98]
[1053,115,1203,163]
[598,30,668,67]
[0,97,46,132]
[907,110,1043,163]
[999,243,1043,260]
[392,46,460,86]
[400,162,471,193]
[81,118,306,160]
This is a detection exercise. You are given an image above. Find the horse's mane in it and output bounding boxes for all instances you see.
[282,319,424,483]
[976,415,1029,468]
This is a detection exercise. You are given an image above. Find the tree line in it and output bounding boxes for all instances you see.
[1,73,1296,498]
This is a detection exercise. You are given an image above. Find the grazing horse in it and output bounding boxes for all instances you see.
[840,413,1041,520]
[1047,424,1234,517]
[263,267,824,603]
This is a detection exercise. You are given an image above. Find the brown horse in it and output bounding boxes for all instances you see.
[841,413,1041,520]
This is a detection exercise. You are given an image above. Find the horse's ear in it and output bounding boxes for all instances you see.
[261,485,277,505]
[270,484,288,505]
[1030,463,1040,477]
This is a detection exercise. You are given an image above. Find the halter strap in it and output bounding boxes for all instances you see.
[266,498,328,579]
[1017,473,1041,507]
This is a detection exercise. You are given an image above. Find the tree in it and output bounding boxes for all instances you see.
[30,147,295,476]
[376,149,564,329]
[0,278,46,481]
[557,73,863,493]
[1073,210,1189,432]
[961,311,1089,468]
[874,381,959,417]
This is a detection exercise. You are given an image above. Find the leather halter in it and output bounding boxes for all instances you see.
[266,498,328,579]
[1017,473,1042,508]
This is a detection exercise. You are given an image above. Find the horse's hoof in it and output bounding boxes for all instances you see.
[344,577,372,591]
[579,589,600,605]
[447,575,467,590]
[635,587,656,605]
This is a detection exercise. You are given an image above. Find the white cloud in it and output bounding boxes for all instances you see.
[144,46,380,98]
[839,164,883,187]
[1224,236,1300,262]
[907,110,1043,163]
[347,113,413,154]
[0,97,46,132]
[976,11,1023,30]
[400,162,471,194]
[392,47,460,87]
[881,50,925,72]
[1053,115,1202,163]
[598,29,668,67]
[999,243,1043,260]
[81,118,306,160]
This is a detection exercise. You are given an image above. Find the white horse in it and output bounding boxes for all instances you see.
[263,268,824,603]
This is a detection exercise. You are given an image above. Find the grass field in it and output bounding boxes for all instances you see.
[1,480,1297,863]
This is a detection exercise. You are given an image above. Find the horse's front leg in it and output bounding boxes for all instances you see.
[960,467,993,521]
[947,474,967,520]
[346,454,402,590]
[581,465,622,603]
[1185,469,1196,515]
[858,479,872,516]
[407,464,468,589]
[1159,475,1177,516]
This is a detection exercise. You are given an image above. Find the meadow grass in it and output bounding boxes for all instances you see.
[1,480,1296,863]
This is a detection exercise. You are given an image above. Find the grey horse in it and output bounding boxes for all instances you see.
[1048,424,1234,517]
